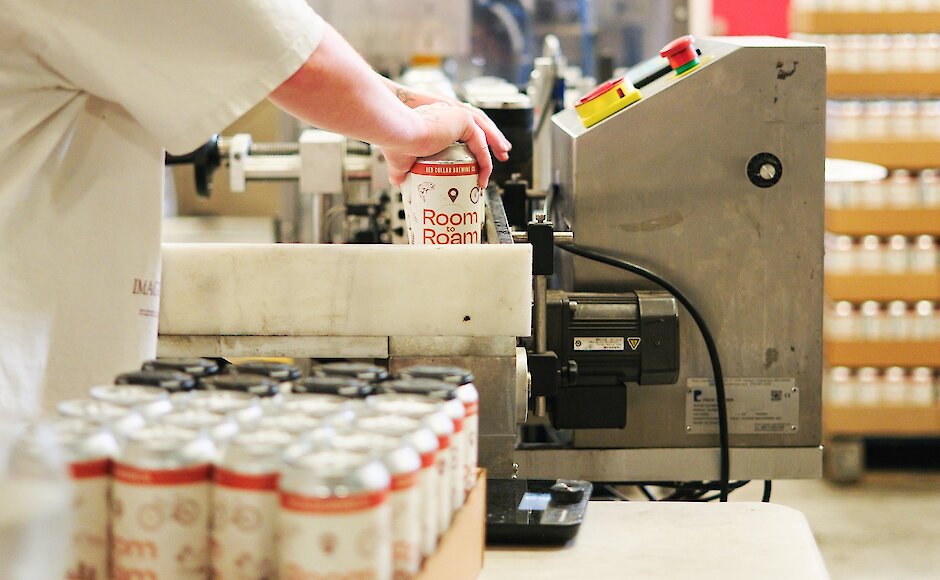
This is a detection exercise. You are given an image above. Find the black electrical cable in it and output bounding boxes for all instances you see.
[762,480,772,502]
[559,243,731,501]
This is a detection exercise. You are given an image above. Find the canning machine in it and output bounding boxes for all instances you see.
[160,36,825,482]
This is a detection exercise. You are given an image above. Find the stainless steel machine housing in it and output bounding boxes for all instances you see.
[517,37,825,480]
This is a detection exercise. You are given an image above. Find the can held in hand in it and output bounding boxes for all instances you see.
[355,414,440,560]
[401,143,484,245]
[111,425,216,580]
[279,450,392,580]
[331,431,422,578]
[212,429,293,580]
[47,419,119,580]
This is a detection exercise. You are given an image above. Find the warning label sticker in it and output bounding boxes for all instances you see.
[685,378,799,435]
[573,337,624,351]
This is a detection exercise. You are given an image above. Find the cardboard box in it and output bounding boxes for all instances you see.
[417,471,486,580]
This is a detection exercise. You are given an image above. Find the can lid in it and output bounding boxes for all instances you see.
[58,399,133,421]
[202,374,280,398]
[289,449,390,492]
[314,362,389,382]
[414,143,475,165]
[397,365,474,385]
[90,384,169,406]
[115,370,196,392]
[231,361,302,381]
[381,378,457,400]
[142,358,220,377]
[294,376,378,398]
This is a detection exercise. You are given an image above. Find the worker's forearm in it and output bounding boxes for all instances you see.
[269,25,426,151]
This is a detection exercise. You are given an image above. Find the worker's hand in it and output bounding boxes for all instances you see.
[383,103,497,189]
[391,84,512,163]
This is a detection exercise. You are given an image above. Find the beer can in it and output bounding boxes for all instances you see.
[230,360,302,388]
[171,390,263,427]
[331,431,422,578]
[355,414,440,559]
[366,394,456,535]
[116,369,197,393]
[312,361,390,382]
[293,375,382,398]
[142,357,220,379]
[201,373,282,399]
[211,429,293,580]
[279,450,392,580]
[89,383,174,419]
[379,381,467,510]
[46,419,119,580]
[401,143,483,246]
[57,398,146,440]
[281,393,355,419]
[397,366,480,492]
[159,408,240,446]
[111,425,216,579]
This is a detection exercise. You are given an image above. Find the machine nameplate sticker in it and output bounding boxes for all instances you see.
[574,337,624,351]
[685,378,799,435]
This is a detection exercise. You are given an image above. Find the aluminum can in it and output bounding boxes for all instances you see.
[293,375,382,398]
[115,369,197,393]
[379,381,467,509]
[201,373,282,399]
[171,390,264,426]
[57,398,146,439]
[281,392,355,419]
[111,425,216,579]
[45,419,119,580]
[312,361,390,382]
[211,429,293,579]
[355,414,440,560]
[401,143,483,246]
[331,431,422,578]
[142,357,220,378]
[279,450,392,580]
[366,394,456,535]
[397,366,480,492]
[90,383,174,418]
[159,408,240,446]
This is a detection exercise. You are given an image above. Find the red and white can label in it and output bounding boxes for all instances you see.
[279,491,391,580]
[449,424,466,512]
[390,472,420,578]
[417,453,439,559]
[463,411,479,494]
[434,437,453,536]
[111,463,211,579]
[67,459,110,580]
[402,161,483,246]
[211,469,279,580]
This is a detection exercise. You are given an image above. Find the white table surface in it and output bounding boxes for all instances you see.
[481,502,829,580]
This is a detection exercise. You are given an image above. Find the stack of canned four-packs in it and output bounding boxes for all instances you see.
[16,360,479,580]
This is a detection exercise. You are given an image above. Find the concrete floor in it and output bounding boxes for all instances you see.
[732,473,940,580]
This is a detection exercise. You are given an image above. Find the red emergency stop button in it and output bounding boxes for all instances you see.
[661,35,700,74]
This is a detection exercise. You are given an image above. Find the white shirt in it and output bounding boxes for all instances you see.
[0,0,324,415]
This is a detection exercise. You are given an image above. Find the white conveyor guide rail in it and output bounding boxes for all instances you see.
[157,243,533,359]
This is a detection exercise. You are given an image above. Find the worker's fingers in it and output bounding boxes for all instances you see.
[382,150,416,186]
[459,116,493,189]
[463,103,512,162]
